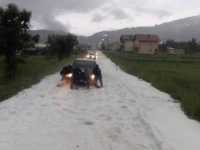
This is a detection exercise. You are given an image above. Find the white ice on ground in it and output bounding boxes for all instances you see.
[0,52,200,150]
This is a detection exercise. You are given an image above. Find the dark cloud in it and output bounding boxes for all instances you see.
[92,14,106,22]
[0,0,110,31]
[36,16,70,31]
[0,0,109,13]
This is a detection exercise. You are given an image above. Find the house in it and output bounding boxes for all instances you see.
[120,35,134,51]
[108,42,120,51]
[133,34,160,54]
[167,47,176,54]
[167,47,185,54]
[175,49,185,54]
[35,43,49,50]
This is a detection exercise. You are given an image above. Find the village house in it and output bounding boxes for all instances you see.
[167,47,185,54]
[133,34,160,54]
[120,34,160,54]
[35,43,49,50]
[120,35,134,52]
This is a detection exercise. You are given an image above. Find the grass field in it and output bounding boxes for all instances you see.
[0,55,80,102]
[104,52,200,121]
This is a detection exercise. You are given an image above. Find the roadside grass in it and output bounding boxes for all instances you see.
[0,55,81,102]
[104,52,200,121]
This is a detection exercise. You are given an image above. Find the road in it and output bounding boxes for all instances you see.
[0,51,200,150]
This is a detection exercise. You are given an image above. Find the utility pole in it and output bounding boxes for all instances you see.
[107,35,108,50]
[103,34,108,50]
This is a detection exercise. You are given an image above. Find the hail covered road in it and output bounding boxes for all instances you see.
[0,51,200,150]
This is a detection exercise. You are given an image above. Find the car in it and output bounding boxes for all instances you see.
[86,52,96,60]
[67,58,97,89]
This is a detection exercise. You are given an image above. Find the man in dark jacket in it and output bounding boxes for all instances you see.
[93,64,103,88]
[57,65,72,86]
[60,65,71,81]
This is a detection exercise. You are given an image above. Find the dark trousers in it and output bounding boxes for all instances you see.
[86,75,90,89]
[95,75,103,88]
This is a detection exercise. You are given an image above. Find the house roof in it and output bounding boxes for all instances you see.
[134,34,160,42]
[35,43,49,48]
[168,48,175,50]
[120,35,134,41]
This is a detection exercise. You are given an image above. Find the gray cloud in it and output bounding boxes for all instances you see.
[91,8,129,22]
[143,8,172,18]
[110,8,129,20]
[0,0,110,31]
[157,10,172,18]
[133,5,172,18]
[92,14,106,22]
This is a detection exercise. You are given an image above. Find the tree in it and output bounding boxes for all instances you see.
[187,38,198,54]
[0,3,32,80]
[0,7,5,55]
[47,34,78,61]
[166,39,176,48]
[158,43,167,52]
[32,34,40,44]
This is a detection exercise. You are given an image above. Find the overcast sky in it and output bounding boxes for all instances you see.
[1,0,200,36]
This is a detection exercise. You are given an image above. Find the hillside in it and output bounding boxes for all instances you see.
[30,15,200,46]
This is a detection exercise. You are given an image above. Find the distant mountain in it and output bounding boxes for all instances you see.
[30,15,200,46]
[81,15,200,47]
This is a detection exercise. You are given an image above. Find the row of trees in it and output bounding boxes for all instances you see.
[47,34,78,61]
[0,3,78,81]
[159,38,200,54]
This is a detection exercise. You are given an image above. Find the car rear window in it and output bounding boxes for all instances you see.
[72,60,96,69]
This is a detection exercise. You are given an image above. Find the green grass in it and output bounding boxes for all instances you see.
[104,52,200,121]
[0,55,80,102]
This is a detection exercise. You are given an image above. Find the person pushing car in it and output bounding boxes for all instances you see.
[57,65,71,86]
[93,64,103,88]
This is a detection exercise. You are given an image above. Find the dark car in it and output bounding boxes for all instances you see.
[69,59,96,89]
